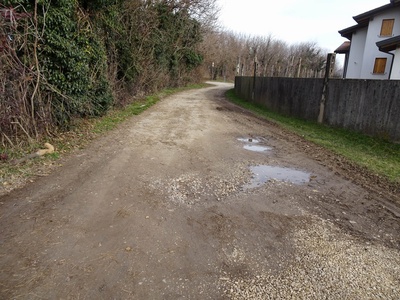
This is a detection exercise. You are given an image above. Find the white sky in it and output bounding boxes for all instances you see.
[217,0,390,53]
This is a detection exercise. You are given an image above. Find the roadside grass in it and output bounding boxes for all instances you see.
[0,83,207,188]
[226,89,400,184]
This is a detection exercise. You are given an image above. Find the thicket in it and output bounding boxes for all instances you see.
[200,31,340,82]
[0,0,215,146]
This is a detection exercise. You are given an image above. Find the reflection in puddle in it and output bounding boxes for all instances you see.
[238,137,272,153]
[238,137,260,144]
[243,144,272,152]
[246,165,310,189]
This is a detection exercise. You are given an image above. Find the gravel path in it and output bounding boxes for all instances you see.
[222,216,400,299]
[0,82,399,299]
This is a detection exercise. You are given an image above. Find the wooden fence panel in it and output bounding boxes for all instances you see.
[234,76,400,142]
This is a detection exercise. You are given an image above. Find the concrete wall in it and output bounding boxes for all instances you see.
[235,76,400,142]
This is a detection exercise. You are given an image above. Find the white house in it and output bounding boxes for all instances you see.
[336,0,400,80]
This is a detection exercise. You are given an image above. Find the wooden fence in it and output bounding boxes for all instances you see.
[234,76,400,142]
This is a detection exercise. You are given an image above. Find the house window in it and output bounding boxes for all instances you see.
[373,58,387,74]
[380,19,394,36]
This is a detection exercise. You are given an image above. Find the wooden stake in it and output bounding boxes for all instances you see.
[318,53,336,123]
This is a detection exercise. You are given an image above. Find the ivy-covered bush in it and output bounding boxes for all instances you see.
[39,0,112,125]
[0,0,209,145]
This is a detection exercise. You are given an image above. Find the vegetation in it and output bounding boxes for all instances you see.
[226,89,400,184]
[200,31,338,82]
[0,0,217,147]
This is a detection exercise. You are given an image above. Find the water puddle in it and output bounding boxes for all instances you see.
[246,165,311,189]
[238,137,272,153]
[238,137,260,144]
[243,144,272,152]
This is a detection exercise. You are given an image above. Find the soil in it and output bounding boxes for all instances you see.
[0,82,399,299]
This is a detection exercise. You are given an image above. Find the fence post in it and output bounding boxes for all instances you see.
[318,53,336,123]
[252,53,257,101]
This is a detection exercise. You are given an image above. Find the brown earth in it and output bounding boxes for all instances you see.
[0,82,399,299]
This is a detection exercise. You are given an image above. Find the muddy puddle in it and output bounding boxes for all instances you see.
[238,137,272,153]
[245,165,311,189]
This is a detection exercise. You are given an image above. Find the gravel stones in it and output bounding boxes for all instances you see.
[221,217,400,299]
[150,163,251,206]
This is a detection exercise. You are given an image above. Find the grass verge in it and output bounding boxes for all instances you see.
[226,89,400,184]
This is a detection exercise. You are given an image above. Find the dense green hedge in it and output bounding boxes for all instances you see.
[40,0,113,125]
[1,0,204,142]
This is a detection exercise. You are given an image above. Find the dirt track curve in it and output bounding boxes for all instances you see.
[1,82,399,299]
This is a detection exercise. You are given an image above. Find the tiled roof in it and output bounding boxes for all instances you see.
[334,41,351,54]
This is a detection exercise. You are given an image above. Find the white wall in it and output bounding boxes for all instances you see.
[391,47,400,79]
[346,7,400,79]
[361,9,400,79]
[346,27,367,78]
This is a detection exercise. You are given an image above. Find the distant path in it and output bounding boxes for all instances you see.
[1,82,399,299]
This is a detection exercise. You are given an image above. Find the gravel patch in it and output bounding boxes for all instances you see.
[221,217,400,299]
[149,163,252,206]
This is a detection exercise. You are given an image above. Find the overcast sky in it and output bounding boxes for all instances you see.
[217,0,390,53]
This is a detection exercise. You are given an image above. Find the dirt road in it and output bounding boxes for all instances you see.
[1,82,399,299]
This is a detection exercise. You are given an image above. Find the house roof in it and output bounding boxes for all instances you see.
[353,3,399,24]
[335,41,351,54]
[338,23,367,40]
[376,35,400,52]
[338,1,400,40]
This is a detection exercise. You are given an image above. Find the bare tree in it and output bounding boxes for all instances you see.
[201,29,329,81]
